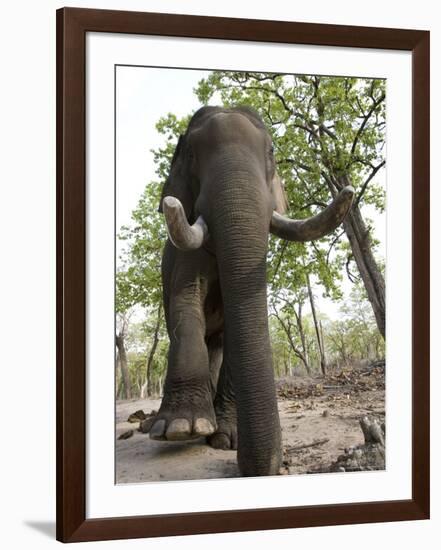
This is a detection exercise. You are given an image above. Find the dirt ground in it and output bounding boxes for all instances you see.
[116,365,385,483]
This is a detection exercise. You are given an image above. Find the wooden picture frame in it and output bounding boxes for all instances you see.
[56,7,430,542]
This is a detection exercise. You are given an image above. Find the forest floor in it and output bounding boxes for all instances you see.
[115,364,385,483]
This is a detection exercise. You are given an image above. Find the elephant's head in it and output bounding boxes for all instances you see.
[159,106,354,476]
[160,106,354,250]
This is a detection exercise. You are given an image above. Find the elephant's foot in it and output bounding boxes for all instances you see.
[149,383,216,441]
[208,419,237,450]
[208,399,237,450]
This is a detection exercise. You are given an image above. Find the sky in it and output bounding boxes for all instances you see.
[116,66,212,232]
[115,65,386,320]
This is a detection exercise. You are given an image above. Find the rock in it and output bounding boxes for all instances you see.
[127,409,148,423]
[360,416,385,445]
[118,429,134,440]
[329,416,385,472]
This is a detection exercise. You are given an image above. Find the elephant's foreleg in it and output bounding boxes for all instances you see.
[150,307,216,441]
[150,251,217,441]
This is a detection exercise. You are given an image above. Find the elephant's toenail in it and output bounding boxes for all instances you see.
[149,419,167,440]
[166,418,191,440]
[194,418,215,436]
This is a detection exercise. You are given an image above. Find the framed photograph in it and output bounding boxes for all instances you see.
[56,7,430,542]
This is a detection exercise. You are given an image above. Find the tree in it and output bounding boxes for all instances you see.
[140,303,163,398]
[306,272,327,375]
[115,313,132,399]
[116,180,167,397]
[326,284,385,367]
[270,288,311,374]
[196,72,386,337]
[115,116,190,399]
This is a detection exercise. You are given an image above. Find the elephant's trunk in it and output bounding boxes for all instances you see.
[209,179,282,476]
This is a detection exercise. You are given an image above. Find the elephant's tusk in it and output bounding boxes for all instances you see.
[162,196,209,251]
[270,186,355,242]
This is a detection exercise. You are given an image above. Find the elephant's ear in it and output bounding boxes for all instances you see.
[271,172,288,214]
[158,134,194,218]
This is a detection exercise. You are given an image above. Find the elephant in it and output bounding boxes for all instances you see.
[148,105,354,477]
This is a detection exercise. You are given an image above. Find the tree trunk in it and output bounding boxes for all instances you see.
[293,302,311,375]
[115,353,121,398]
[141,304,162,398]
[339,335,349,366]
[116,332,131,400]
[306,273,327,375]
[319,320,327,369]
[333,175,386,339]
[115,360,124,400]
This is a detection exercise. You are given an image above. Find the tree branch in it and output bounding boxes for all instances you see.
[326,230,345,265]
[278,158,313,172]
[345,254,359,283]
[270,241,288,284]
[355,160,385,207]
[272,309,308,366]
[350,92,385,159]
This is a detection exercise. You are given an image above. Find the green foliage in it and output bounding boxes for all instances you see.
[115,172,169,397]
[117,181,166,313]
[115,316,169,398]
[326,284,385,365]
[269,283,384,376]
[152,113,192,181]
